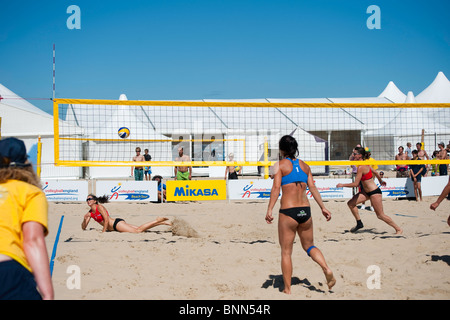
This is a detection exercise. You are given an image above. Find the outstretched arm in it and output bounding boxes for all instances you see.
[337,167,362,188]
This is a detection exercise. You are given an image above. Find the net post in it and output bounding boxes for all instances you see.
[37,136,42,178]
[53,99,60,166]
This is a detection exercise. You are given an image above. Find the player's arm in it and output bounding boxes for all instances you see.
[81,212,91,230]
[305,162,331,221]
[97,205,109,233]
[266,161,281,224]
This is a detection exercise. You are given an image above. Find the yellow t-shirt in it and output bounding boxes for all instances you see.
[367,157,379,170]
[0,180,48,272]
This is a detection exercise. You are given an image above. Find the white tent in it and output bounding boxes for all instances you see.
[0,83,82,179]
[416,71,450,103]
[378,81,407,103]
[405,91,416,103]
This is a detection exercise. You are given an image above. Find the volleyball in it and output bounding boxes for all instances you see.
[118,127,130,139]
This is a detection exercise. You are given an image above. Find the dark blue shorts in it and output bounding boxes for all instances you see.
[0,259,42,300]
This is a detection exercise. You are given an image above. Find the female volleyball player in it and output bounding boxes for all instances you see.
[266,135,335,294]
[0,137,54,300]
[336,146,402,234]
[82,194,171,233]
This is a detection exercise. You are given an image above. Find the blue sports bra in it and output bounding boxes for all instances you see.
[281,158,308,186]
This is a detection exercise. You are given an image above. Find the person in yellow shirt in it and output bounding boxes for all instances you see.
[0,137,54,300]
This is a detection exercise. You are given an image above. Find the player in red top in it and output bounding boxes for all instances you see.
[82,194,171,233]
[337,147,402,234]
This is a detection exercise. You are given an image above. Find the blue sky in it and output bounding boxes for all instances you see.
[1,0,449,114]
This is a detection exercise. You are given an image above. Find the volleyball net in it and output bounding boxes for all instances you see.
[53,99,450,175]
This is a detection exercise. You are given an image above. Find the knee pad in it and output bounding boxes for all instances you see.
[306,245,317,257]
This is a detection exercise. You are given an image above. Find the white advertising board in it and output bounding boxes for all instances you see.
[95,181,158,202]
[228,176,448,201]
[228,178,354,200]
[42,180,88,201]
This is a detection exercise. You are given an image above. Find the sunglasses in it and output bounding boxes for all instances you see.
[86,198,94,202]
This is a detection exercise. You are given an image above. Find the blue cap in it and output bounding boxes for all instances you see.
[0,137,30,167]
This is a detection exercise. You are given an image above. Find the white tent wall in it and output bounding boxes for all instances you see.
[0,83,83,179]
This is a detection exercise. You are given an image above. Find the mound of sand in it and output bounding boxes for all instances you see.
[171,217,200,238]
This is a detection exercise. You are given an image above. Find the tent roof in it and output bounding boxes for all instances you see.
[0,83,83,137]
[0,83,56,136]
[405,91,416,103]
[0,83,52,117]
[377,81,407,103]
[416,71,450,103]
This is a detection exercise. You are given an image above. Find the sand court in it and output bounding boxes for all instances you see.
[46,198,450,300]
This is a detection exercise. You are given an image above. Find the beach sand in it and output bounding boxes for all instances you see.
[46,197,450,300]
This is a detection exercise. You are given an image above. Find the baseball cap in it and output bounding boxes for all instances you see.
[438,141,445,146]
[0,137,30,167]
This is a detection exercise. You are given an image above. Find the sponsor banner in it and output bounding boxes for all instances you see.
[228,179,278,200]
[228,179,354,200]
[96,181,158,201]
[380,176,449,198]
[167,180,226,201]
[379,178,411,198]
[309,179,354,199]
[42,180,88,201]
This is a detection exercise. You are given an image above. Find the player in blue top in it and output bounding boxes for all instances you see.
[266,135,335,294]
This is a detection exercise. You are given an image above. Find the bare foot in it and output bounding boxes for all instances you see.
[155,217,172,226]
[325,269,336,290]
[395,229,403,235]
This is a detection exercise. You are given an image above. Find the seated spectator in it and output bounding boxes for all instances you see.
[395,146,409,177]
[152,175,166,203]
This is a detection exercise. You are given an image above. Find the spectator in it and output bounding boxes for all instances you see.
[143,148,152,181]
[431,150,440,176]
[416,142,430,176]
[405,142,412,159]
[395,146,409,177]
[174,147,192,180]
[131,147,145,181]
[152,175,166,203]
[437,142,449,176]
[409,150,425,201]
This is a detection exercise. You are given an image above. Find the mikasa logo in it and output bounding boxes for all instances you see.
[174,186,219,197]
